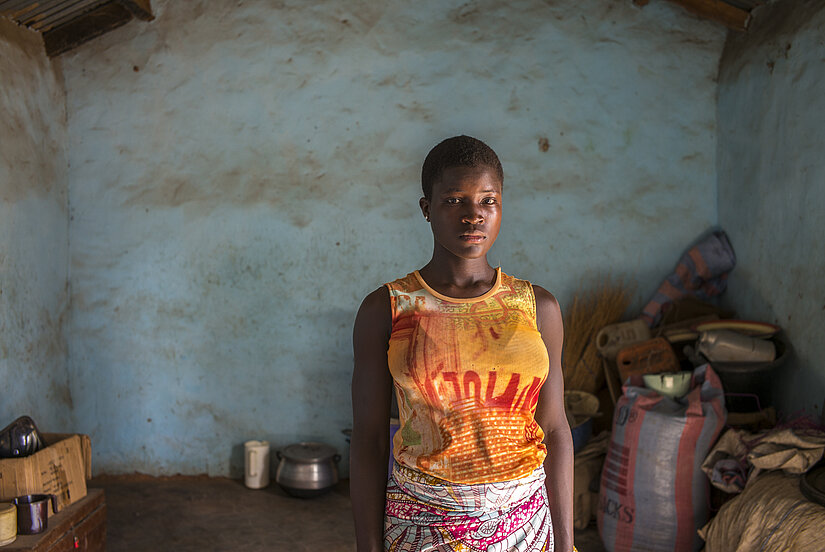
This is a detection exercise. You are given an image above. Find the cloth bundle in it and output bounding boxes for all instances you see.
[701,427,825,493]
[642,230,736,327]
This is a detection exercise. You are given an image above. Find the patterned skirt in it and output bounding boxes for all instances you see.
[384,463,554,552]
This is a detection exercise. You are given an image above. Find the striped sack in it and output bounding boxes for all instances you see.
[598,364,726,552]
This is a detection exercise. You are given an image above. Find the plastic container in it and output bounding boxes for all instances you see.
[571,418,593,454]
[616,338,680,382]
[596,319,651,361]
[0,502,15,546]
[244,440,270,489]
[698,330,776,363]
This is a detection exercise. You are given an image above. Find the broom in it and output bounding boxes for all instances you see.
[562,278,632,394]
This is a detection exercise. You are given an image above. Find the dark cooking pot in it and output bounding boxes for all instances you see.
[275,442,340,498]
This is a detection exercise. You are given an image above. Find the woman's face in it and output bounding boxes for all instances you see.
[420,166,502,261]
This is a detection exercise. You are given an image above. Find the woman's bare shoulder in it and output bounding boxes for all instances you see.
[360,286,390,313]
[531,284,560,311]
[354,286,392,344]
[531,284,562,332]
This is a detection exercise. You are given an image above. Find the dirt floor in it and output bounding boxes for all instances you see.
[92,475,607,551]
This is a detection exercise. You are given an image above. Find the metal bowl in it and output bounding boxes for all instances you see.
[643,371,692,399]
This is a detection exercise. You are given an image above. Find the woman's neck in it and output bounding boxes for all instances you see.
[418,251,497,292]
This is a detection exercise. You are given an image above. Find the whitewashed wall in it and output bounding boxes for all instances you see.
[62,0,725,476]
[0,20,71,431]
[718,0,825,417]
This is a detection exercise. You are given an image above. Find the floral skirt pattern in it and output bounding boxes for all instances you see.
[384,463,554,552]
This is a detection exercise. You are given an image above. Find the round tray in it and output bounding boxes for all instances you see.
[692,319,780,338]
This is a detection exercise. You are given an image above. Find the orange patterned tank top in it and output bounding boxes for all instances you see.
[385,268,550,484]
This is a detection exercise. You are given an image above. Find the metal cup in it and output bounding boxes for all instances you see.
[12,494,57,535]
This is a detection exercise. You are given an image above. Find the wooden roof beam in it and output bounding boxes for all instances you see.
[118,0,153,21]
[635,0,751,31]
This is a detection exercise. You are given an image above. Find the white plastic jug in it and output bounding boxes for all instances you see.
[596,319,651,360]
[244,440,270,489]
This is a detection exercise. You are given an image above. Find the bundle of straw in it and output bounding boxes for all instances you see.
[562,278,632,394]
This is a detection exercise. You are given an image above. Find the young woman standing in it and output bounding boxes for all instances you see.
[351,136,575,552]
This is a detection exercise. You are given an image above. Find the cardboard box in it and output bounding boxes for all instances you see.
[42,433,92,481]
[0,434,89,512]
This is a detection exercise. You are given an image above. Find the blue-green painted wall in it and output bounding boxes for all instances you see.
[0,20,72,432]
[717,0,825,418]
[60,0,724,476]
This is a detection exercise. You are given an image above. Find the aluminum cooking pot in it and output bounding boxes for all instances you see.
[275,442,340,498]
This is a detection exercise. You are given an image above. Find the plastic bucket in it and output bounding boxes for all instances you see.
[711,337,786,412]
[571,418,593,454]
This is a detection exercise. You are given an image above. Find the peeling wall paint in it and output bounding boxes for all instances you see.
[62,0,725,476]
[718,0,825,417]
[0,19,72,430]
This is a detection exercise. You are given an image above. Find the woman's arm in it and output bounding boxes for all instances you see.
[533,285,575,552]
[351,286,394,552]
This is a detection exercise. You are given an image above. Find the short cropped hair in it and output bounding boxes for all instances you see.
[421,135,503,200]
